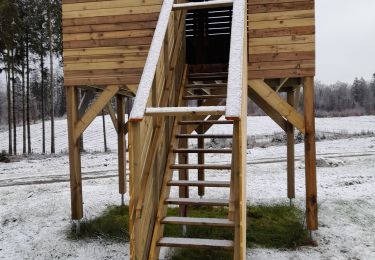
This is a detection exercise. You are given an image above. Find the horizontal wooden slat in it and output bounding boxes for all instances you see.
[248,18,314,30]
[63,21,157,34]
[157,237,234,250]
[165,198,229,206]
[249,43,315,54]
[63,29,155,42]
[64,68,142,77]
[64,76,141,86]
[249,59,314,71]
[63,5,161,19]
[64,45,150,57]
[248,1,314,14]
[63,0,162,12]
[249,35,314,47]
[248,68,315,79]
[63,13,160,26]
[63,37,152,49]
[249,26,315,38]
[64,60,145,71]
[248,9,314,22]
[161,216,234,226]
[249,51,315,62]
[167,180,231,187]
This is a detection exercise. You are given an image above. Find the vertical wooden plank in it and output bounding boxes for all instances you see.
[178,119,189,217]
[66,86,83,220]
[117,95,126,196]
[197,99,205,197]
[303,76,318,230]
[287,90,295,201]
[129,121,140,260]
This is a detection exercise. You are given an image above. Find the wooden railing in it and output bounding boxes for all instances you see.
[128,2,187,258]
[129,0,174,122]
[225,0,247,120]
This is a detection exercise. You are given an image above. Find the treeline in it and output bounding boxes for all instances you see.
[314,76,375,117]
[0,0,63,155]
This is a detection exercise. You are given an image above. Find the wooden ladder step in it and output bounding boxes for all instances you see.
[176,134,233,139]
[168,180,231,187]
[189,72,228,80]
[183,95,227,100]
[145,106,225,116]
[157,237,234,250]
[178,120,233,125]
[165,198,229,206]
[173,148,232,153]
[186,83,227,89]
[161,216,234,227]
[170,164,232,170]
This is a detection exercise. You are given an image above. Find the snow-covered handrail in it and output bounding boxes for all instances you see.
[173,0,233,11]
[129,0,174,122]
[225,0,246,120]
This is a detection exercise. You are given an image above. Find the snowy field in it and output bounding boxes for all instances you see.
[0,116,375,259]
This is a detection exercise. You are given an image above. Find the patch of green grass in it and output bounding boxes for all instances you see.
[247,205,312,249]
[67,204,313,259]
[67,205,129,242]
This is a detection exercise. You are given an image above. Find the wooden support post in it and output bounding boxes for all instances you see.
[66,86,83,220]
[197,100,205,197]
[287,90,295,201]
[117,95,126,200]
[178,121,189,217]
[303,76,318,230]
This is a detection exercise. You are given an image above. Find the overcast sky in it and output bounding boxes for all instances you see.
[1,0,375,88]
[316,0,375,84]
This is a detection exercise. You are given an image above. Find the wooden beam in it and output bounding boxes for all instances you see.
[275,77,289,92]
[117,95,126,195]
[74,85,120,141]
[248,79,305,134]
[287,90,295,200]
[303,76,318,230]
[248,87,287,132]
[66,86,83,220]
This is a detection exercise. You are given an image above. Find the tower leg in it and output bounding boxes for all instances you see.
[66,86,83,220]
[287,90,296,203]
[117,95,126,203]
[303,77,318,230]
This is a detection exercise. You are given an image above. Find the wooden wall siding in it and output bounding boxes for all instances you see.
[248,0,316,79]
[62,0,163,88]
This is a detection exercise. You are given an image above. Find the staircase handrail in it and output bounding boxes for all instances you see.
[129,0,174,122]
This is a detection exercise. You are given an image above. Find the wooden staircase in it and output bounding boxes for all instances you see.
[128,0,247,259]
[148,72,236,255]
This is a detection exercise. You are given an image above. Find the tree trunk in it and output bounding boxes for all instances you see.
[12,49,17,155]
[26,35,31,154]
[22,41,26,155]
[41,50,45,154]
[102,110,108,152]
[48,0,55,154]
[6,56,12,155]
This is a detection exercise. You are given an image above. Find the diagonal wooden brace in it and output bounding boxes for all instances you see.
[74,85,120,142]
[248,87,287,132]
[248,79,305,134]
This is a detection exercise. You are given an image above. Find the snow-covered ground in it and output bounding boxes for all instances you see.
[0,116,375,259]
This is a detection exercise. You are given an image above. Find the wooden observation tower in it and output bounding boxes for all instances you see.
[62,0,317,259]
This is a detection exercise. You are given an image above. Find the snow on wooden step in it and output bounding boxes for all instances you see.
[175,134,233,138]
[165,198,229,206]
[170,164,232,170]
[178,120,233,125]
[173,0,233,11]
[168,180,231,187]
[145,106,226,116]
[173,148,232,153]
[157,237,234,250]
[161,216,234,227]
